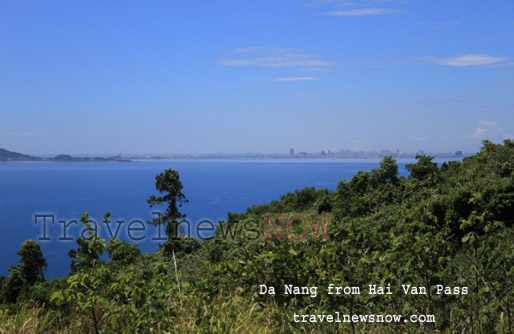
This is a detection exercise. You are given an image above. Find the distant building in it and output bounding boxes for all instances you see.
[289,148,294,156]
[455,150,463,156]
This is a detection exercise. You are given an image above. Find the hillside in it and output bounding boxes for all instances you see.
[0,148,40,161]
[0,140,513,333]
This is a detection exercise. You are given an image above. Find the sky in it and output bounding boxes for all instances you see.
[0,0,513,155]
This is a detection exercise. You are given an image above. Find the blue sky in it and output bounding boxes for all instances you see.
[0,0,513,154]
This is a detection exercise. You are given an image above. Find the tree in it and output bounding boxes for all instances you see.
[372,156,399,185]
[0,265,26,303]
[53,211,110,334]
[147,169,188,291]
[68,211,107,273]
[106,238,141,265]
[0,240,47,303]
[17,240,47,285]
[406,155,439,181]
[147,168,188,240]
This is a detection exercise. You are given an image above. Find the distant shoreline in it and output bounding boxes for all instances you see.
[0,155,467,163]
[0,147,471,162]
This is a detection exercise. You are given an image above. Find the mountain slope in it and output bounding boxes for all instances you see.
[0,148,40,161]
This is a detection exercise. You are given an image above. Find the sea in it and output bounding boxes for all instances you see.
[0,158,458,278]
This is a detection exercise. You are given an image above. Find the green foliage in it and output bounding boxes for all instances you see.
[3,140,514,333]
[372,155,399,185]
[51,211,179,333]
[106,238,141,265]
[67,211,106,273]
[406,155,439,182]
[0,266,26,304]
[53,211,110,334]
[0,240,47,304]
[247,187,332,215]
[17,240,47,285]
[147,168,188,241]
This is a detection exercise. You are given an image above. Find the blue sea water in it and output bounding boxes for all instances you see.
[0,158,456,278]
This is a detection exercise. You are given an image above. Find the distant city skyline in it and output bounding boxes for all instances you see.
[22,146,471,158]
[1,1,513,154]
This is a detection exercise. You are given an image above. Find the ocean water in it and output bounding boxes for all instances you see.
[0,158,455,278]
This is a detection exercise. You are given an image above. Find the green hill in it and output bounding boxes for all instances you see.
[0,148,40,161]
[1,140,514,333]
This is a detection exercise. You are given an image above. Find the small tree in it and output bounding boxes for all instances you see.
[17,240,47,285]
[372,156,399,185]
[406,155,439,181]
[53,211,109,334]
[0,265,26,303]
[147,168,188,290]
[68,212,105,273]
[147,168,188,240]
[0,240,47,303]
[106,238,141,265]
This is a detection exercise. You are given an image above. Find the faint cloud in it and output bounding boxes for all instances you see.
[306,0,356,6]
[478,120,498,127]
[268,76,320,82]
[325,8,400,16]
[415,21,459,30]
[234,47,296,54]
[308,0,405,6]
[462,120,511,139]
[355,54,510,68]
[408,136,428,141]
[315,0,405,15]
[422,54,509,67]
[470,128,488,139]
[486,61,514,68]
[218,48,336,68]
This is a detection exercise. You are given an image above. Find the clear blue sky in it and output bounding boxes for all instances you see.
[1,0,513,154]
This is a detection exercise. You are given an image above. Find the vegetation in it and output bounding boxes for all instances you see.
[147,168,188,240]
[0,148,124,162]
[0,140,514,333]
[0,148,39,161]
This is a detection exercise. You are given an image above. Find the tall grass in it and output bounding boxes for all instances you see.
[0,295,469,333]
[0,304,72,334]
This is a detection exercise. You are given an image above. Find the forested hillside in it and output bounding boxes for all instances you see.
[1,140,513,333]
[0,148,39,161]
